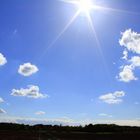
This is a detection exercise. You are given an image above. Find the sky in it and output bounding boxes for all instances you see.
[0,0,140,126]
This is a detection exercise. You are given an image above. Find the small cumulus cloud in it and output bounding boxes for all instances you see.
[0,97,4,103]
[117,29,140,83]
[35,111,46,115]
[11,85,48,99]
[129,56,140,67]
[118,65,137,82]
[122,50,128,60]
[0,108,6,114]
[98,113,113,118]
[113,62,116,65]
[0,53,7,66]
[119,29,140,54]
[99,91,125,104]
[18,63,38,76]
[118,56,140,82]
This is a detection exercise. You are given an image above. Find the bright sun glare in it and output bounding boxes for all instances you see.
[76,0,93,13]
[45,0,137,51]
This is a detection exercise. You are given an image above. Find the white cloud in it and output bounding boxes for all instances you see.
[118,56,140,83]
[0,116,75,126]
[118,65,137,82]
[119,29,140,54]
[11,85,48,99]
[0,97,4,103]
[113,91,125,97]
[99,113,108,116]
[129,56,140,67]
[99,91,125,104]
[0,108,6,114]
[122,50,128,60]
[98,113,112,118]
[113,62,116,65]
[18,63,38,76]
[1,116,140,126]
[0,53,7,66]
[35,111,46,115]
[117,29,140,82]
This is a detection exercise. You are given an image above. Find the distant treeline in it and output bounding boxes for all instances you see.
[0,123,140,133]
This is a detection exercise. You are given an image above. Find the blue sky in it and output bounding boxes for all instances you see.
[0,0,140,126]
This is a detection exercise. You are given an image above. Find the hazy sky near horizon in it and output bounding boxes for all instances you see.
[0,0,140,126]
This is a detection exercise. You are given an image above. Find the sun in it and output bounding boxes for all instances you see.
[61,0,94,15]
[76,0,93,14]
[46,0,96,50]
[46,0,134,51]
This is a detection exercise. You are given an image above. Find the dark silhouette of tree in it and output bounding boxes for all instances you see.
[0,122,140,133]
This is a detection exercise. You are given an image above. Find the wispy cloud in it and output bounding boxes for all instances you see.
[35,111,46,115]
[0,116,75,126]
[0,116,140,126]
[0,97,4,103]
[134,102,139,105]
[0,108,6,114]
[98,113,113,118]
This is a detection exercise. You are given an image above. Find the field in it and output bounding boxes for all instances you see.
[0,130,140,140]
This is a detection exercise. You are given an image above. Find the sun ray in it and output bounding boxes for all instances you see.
[61,0,140,15]
[86,12,109,73]
[92,5,140,15]
[40,0,140,59]
[40,10,80,58]
[47,10,80,49]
